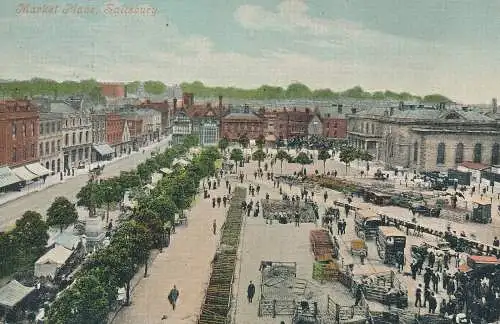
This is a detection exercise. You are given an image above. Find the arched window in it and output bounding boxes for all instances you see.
[65,134,69,146]
[473,143,482,163]
[492,143,499,165]
[72,132,76,145]
[436,142,445,164]
[455,143,464,164]
[413,142,418,163]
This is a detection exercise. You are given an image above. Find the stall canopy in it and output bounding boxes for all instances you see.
[0,167,21,188]
[12,166,38,181]
[0,280,35,309]
[159,167,173,175]
[24,163,50,177]
[93,144,114,156]
[34,245,73,279]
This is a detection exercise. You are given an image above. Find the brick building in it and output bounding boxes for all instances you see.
[0,100,40,167]
[317,104,347,138]
[275,108,314,139]
[120,112,143,151]
[221,112,264,141]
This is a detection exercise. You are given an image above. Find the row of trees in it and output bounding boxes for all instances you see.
[0,196,79,278]
[0,78,451,103]
[46,136,221,324]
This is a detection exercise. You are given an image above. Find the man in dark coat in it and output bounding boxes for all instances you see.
[247,281,256,303]
[168,285,179,310]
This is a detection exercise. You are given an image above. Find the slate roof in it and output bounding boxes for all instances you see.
[223,112,261,120]
[0,280,35,308]
[49,102,77,114]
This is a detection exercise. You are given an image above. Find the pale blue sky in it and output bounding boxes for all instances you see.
[1,0,500,103]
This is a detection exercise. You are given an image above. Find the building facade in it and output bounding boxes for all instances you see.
[347,104,500,172]
[39,112,64,174]
[275,108,314,139]
[221,112,264,141]
[135,108,161,143]
[0,100,40,167]
[106,112,123,155]
[318,104,348,138]
[171,109,193,145]
[307,115,323,137]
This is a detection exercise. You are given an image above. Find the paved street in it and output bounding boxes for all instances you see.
[112,180,232,324]
[0,139,170,231]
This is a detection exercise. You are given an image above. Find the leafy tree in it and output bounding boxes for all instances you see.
[0,232,17,276]
[144,80,166,94]
[423,94,450,103]
[13,211,49,255]
[98,179,122,223]
[118,171,142,189]
[339,147,358,172]
[294,152,313,166]
[252,149,266,168]
[238,133,249,148]
[276,150,290,174]
[182,134,199,148]
[47,196,78,232]
[218,137,229,152]
[359,150,373,162]
[285,83,312,98]
[76,181,98,217]
[230,148,244,172]
[256,134,265,149]
[318,149,332,174]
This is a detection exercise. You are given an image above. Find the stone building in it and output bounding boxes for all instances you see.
[39,112,64,174]
[347,103,500,172]
[307,114,323,137]
[135,108,162,143]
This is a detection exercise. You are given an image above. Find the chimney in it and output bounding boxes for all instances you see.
[398,101,404,110]
[338,105,343,114]
[173,98,177,110]
[389,107,394,116]
[218,95,223,108]
[124,85,127,98]
[493,98,498,114]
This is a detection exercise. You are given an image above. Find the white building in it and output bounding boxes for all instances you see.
[39,112,64,174]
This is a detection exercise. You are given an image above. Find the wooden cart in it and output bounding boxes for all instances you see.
[350,239,367,256]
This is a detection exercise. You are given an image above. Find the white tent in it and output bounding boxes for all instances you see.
[34,245,73,279]
[0,280,35,309]
[172,158,190,167]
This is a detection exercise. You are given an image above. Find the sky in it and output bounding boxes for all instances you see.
[1,0,500,103]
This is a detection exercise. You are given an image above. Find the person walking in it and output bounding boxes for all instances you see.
[168,285,179,311]
[247,281,256,303]
[415,284,422,307]
[213,220,217,235]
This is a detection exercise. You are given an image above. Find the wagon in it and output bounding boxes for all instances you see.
[350,239,367,256]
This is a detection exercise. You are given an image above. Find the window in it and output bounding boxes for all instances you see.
[31,122,34,136]
[12,122,16,138]
[57,140,61,151]
[72,132,76,145]
[40,123,44,135]
[491,143,499,165]
[45,142,50,155]
[413,142,418,163]
[85,131,89,143]
[39,143,43,156]
[51,141,55,153]
[473,143,482,163]
[436,143,445,164]
[31,144,35,157]
[51,122,55,133]
[79,132,82,144]
[455,143,464,164]
[79,118,82,125]
[65,134,69,146]
[23,123,26,137]
[12,147,16,162]
[58,122,61,131]
[65,120,68,127]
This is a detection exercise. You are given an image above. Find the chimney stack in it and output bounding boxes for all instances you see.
[493,98,498,114]
[389,107,394,116]
[173,98,177,111]
[218,95,223,108]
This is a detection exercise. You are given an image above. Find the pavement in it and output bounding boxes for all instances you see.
[0,138,170,232]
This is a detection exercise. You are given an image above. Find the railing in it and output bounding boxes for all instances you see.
[259,298,297,317]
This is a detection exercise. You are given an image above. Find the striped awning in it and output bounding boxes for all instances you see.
[25,163,51,177]
[0,167,21,188]
[12,166,38,181]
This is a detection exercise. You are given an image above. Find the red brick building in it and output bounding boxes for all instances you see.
[322,115,347,138]
[105,112,123,145]
[100,82,125,98]
[221,112,264,141]
[275,108,314,139]
[0,100,40,167]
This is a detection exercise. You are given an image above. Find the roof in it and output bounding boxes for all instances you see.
[460,161,489,170]
[0,280,35,308]
[53,232,81,250]
[12,166,38,181]
[35,245,73,265]
[468,255,500,264]
[93,144,114,156]
[472,198,491,206]
[0,167,21,188]
[378,226,405,237]
[25,163,50,177]
[49,102,77,114]
[223,112,261,120]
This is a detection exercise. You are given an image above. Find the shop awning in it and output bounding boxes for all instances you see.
[0,167,21,188]
[12,166,38,181]
[0,280,35,308]
[93,144,114,156]
[25,163,50,177]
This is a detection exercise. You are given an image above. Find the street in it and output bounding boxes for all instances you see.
[0,140,169,231]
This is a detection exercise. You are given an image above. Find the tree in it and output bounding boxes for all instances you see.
[13,211,49,255]
[97,179,122,223]
[76,180,98,217]
[143,80,166,94]
[47,196,78,232]
[252,149,266,168]
[276,150,290,174]
[285,83,312,98]
[318,149,332,174]
[294,152,313,166]
[182,135,199,148]
[238,133,249,148]
[218,137,229,153]
[256,134,265,149]
[339,147,357,173]
[230,148,244,172]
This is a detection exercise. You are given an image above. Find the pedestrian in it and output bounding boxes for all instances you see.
[354,283,364,306]
[423,286,431,307]
[223,196,227,207]
[432,271,440,293]
[359,249,366,265]
[415,284,422,307]
[217,196,221,208]
[324,191,328,203]
[294,212,300,227]
[212,198,216,208]
[213,220,217,235]
[428,292,437,313]
[247,281,255,303]
[168,285,179,310]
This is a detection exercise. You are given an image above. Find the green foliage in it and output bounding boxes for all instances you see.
[252,149,266,168]
[238,133,249,148]
[218,137,229,152]
[358,150,373,162]
[276,149,291,174]
[179,81,446,101]
[182,134,200,148]
[318,149,332,174]
[256,135,265,149]
[230,148,244,172]
[143,80,166,94]
[294,152,313,165]
[339,146,358,171]
[423,94,451,103]
[46,196,78,232]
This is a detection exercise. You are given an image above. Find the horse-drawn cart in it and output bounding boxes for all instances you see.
[350,239,367,256]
